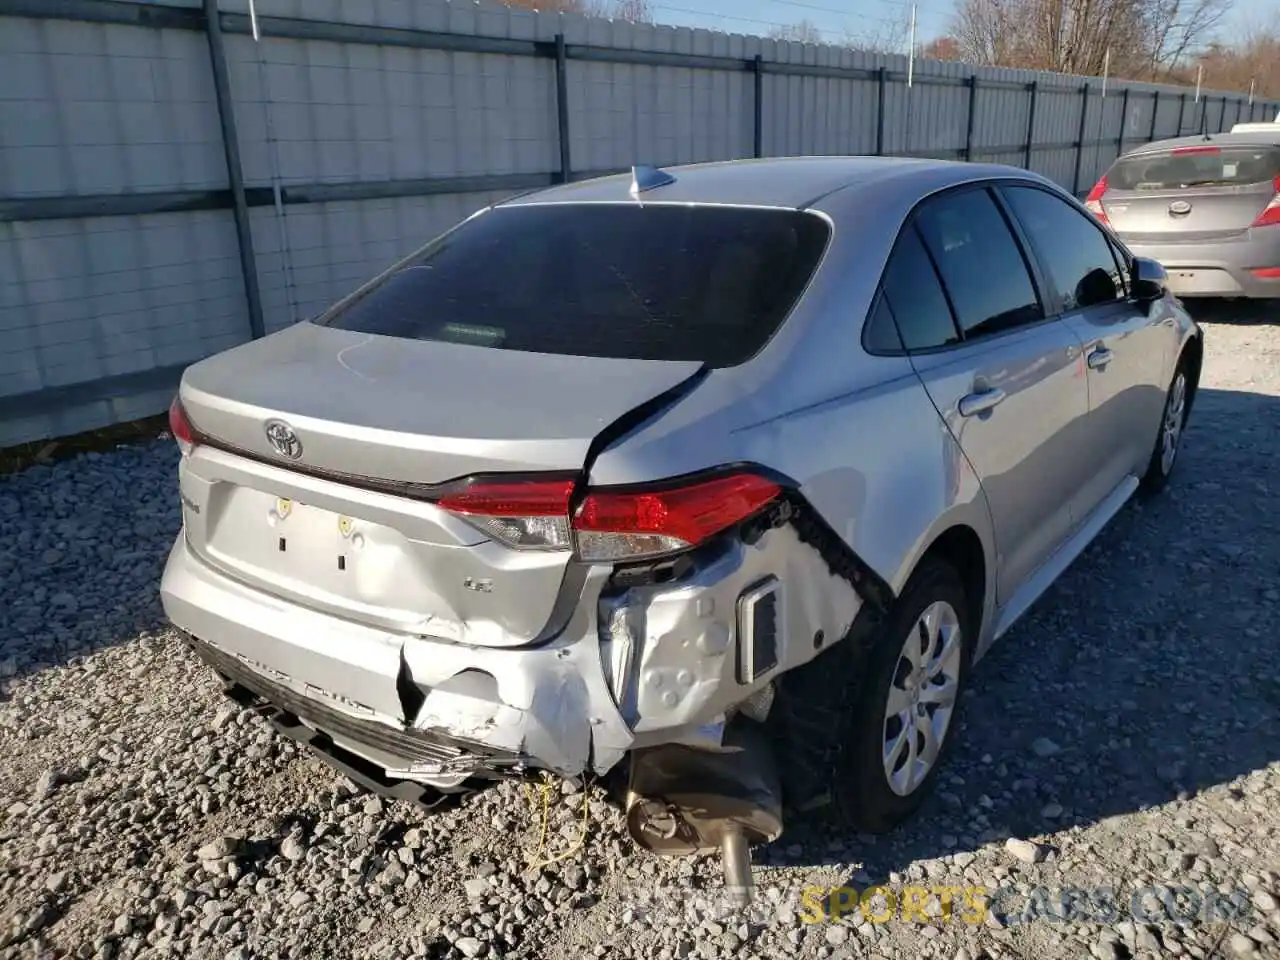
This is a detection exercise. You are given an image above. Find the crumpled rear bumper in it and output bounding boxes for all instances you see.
[161,518,863,789]
[161,534,633,782]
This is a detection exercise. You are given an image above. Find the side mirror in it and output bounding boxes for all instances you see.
[1130,257,1168,303]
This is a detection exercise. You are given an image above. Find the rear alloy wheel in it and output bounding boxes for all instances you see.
[766,558,971,834]
[1140,361,1190,496]
[882,600,963,797]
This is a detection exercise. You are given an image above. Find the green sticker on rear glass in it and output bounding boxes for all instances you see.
[442,322,504,346]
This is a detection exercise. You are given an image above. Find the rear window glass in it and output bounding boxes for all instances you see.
[1108,146,1280,190]
[317,204,830,368]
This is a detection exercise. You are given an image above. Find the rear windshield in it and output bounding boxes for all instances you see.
[318,204,830,368]
[1108,145,1280,191]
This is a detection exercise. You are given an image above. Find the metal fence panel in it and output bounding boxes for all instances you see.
[1,0,1276,446]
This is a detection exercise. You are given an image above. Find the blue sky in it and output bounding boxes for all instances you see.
[646,0,1265,50]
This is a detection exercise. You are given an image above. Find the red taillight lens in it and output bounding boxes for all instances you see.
[574,472,782,561]
[435,477,576,550]
[168,395,196,454]
[1252,267,1280,279]
[433,470,783,560]
[1252,176,1280,227]
[1084,175,1110,224]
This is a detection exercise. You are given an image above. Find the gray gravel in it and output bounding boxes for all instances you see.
[3,307,1280,960]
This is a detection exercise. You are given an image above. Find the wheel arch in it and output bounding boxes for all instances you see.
[913,523,988,647]
[1180,329,1204,418]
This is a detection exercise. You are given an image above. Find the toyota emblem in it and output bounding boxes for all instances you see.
[1168,200,1192,216]
[264,420,303,460]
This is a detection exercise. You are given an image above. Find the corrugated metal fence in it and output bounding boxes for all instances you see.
[2,0,1276,447]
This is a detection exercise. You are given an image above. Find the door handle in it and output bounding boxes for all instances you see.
[1087,347,1114,370]
[958,388,1006,417]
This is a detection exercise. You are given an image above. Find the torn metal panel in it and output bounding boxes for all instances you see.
[598,524,862,736]
[165,505,864,792]
[398,565,629,778]
[164,537,632,780]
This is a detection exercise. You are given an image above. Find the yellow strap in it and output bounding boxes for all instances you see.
[523,773,592,873]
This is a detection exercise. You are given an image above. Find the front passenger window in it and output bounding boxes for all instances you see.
[1002,185,1128,311]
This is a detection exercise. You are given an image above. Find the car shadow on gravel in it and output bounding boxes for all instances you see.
[1182,298,1277,325]
[777,384,1280,892]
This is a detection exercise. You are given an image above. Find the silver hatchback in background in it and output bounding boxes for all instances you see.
[1085,130,1280,299]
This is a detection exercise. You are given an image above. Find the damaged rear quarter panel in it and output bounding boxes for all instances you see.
[587,357,996,653]
[753,368,995,602]
[598,524,861,737]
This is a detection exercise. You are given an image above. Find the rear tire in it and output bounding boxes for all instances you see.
[1139,357,1190,497]
[767,557,972,834]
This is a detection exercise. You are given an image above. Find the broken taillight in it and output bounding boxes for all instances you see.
[168,395,197,456]
[574,472,782,561]
[435,471,783,562]
[435,477,577,551]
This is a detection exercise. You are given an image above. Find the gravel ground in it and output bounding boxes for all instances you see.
[3,305,1280,960]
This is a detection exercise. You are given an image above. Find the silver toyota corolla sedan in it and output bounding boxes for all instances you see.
[160,157,1202,892]
[1085,128,1280,299]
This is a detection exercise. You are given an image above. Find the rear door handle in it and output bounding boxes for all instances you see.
[1087,347,1114,370]
[958,388,1006,417]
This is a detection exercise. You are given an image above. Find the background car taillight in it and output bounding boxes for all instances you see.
[1084,175,1110,225]
[1252,175,1280,227]
[435,471,783,562]
[168,395,197,457]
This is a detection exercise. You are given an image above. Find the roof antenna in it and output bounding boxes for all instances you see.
[630,164,676,198]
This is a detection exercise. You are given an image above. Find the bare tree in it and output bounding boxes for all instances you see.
[1190,18,1280,96]
[502,0,654,20]
[769,19,826,44]
[921,35,965,60]
[501,0,590,11]
[844,9,915,54]
[949,0,1233,80]
[951,0,1024,67]
[1142,0,1234,78]
[611,0,654,22]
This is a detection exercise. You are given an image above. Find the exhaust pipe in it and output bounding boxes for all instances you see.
[624,722,783,907]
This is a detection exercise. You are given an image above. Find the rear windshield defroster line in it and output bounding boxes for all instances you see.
[316,204,831,369]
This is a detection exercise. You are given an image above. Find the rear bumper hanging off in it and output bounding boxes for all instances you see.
[161,499,869,793]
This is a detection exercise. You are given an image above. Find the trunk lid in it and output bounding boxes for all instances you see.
[1102,143,1280,242]
[181,321,702,484]
[177,321,703,646]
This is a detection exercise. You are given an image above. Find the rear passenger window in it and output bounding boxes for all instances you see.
[1002,185,1127,311]
[879,226,960,352]
[915,189,1044,338]
[863,293,905,354]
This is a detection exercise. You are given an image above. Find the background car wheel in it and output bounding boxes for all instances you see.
[766,557,972,834]
[1139,358,1190,496]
